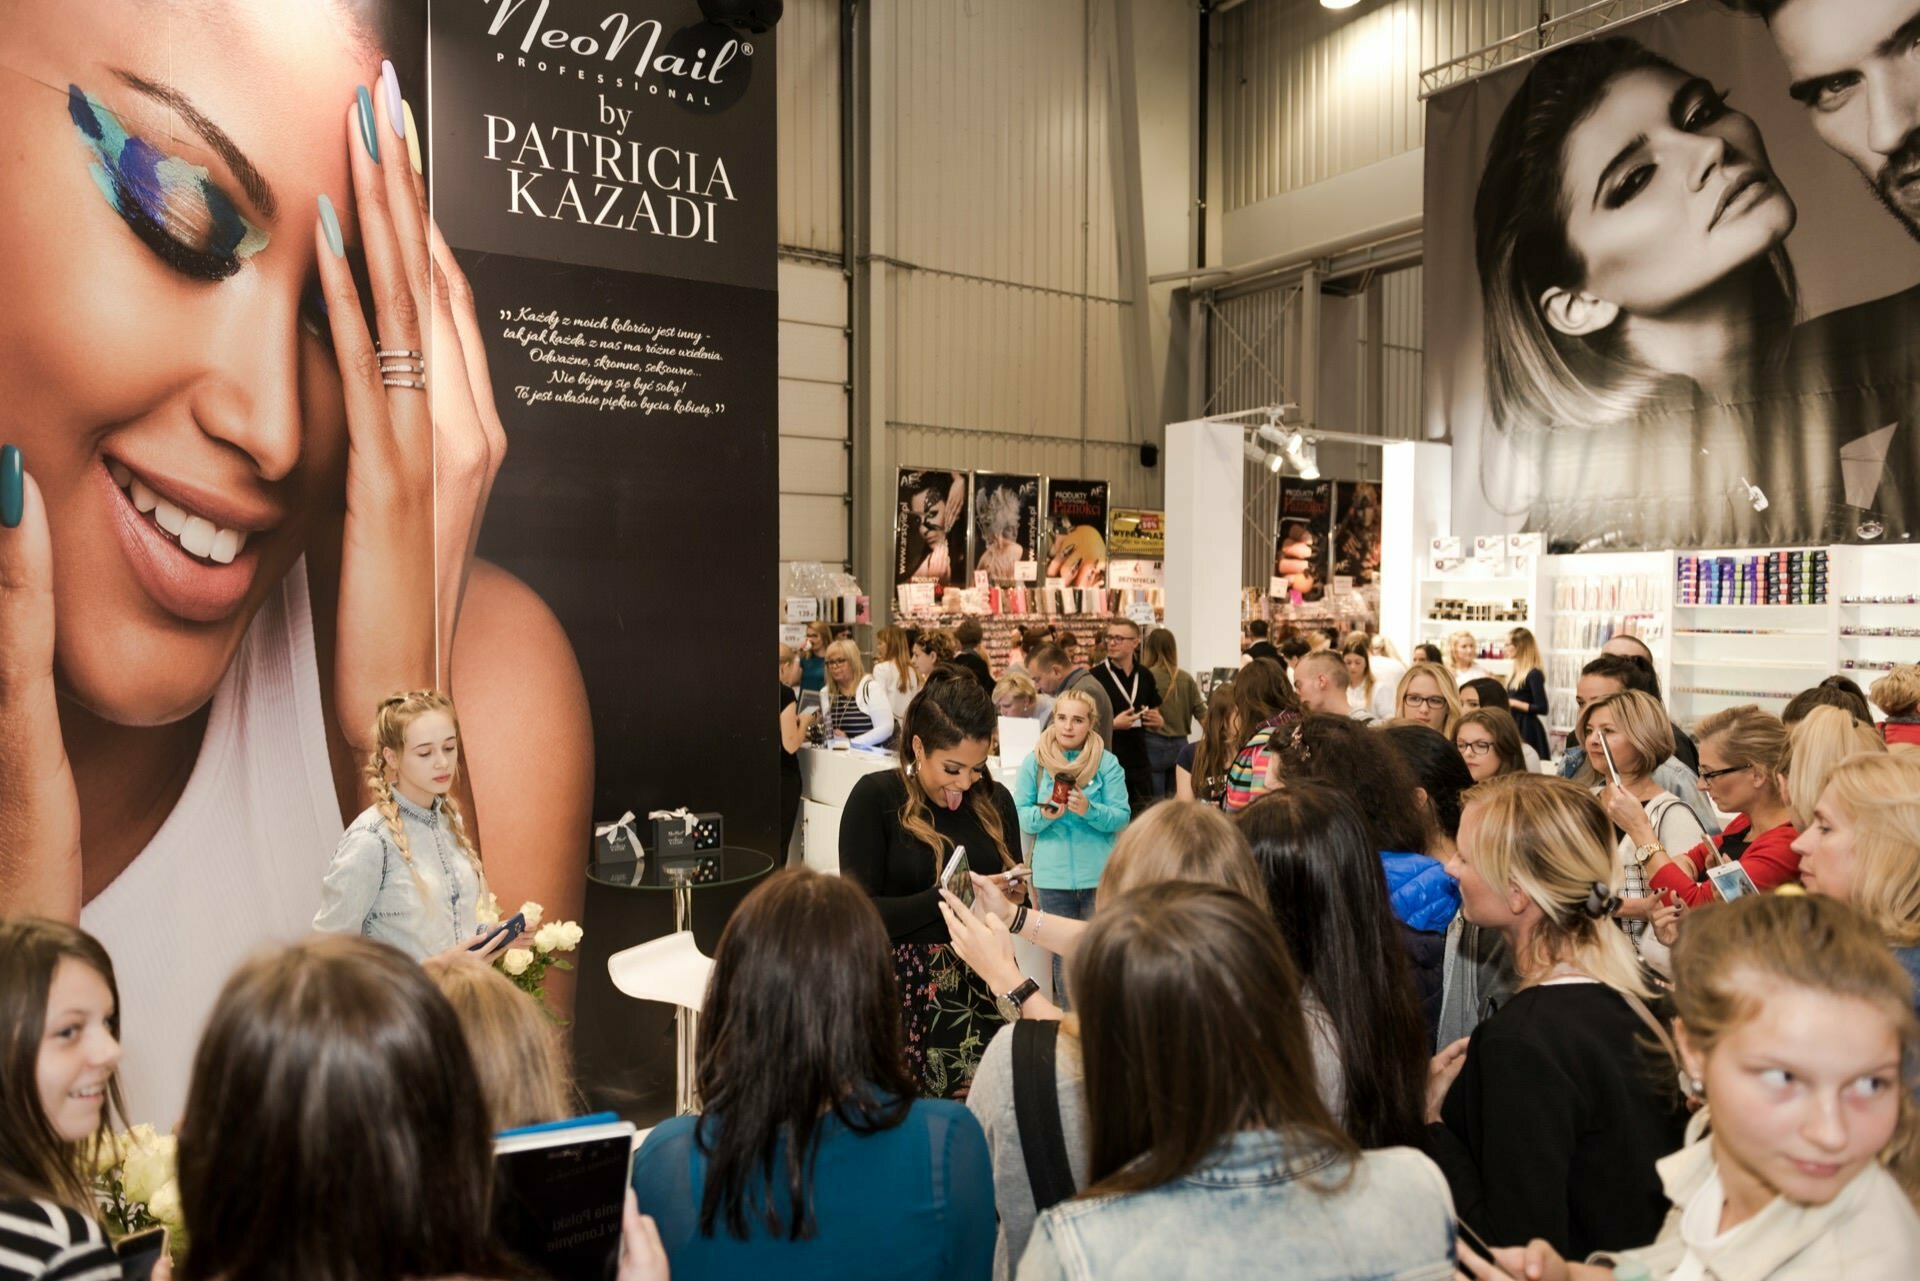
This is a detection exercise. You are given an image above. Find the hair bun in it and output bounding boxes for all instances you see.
[1582,880,1621,919]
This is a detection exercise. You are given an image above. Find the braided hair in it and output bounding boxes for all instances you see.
[364,691,487,909]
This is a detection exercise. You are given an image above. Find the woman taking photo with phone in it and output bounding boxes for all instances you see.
[0,919,144,1281]
[1461,893,1920,1281]
[1634,705,1796,910]
[1012,688,1128,1009]
[839,671,1022,1097]
[313,691,508,966]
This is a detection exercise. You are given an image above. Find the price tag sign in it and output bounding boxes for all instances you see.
[1127,603,1158,625]
[785,596,819,622]
[1269,576,1291,599]
[778,624,807,646]
[1015,560,1040,582]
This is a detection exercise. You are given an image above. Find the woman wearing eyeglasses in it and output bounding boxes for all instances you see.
[1395,663,1461,735]
[1452,710,1527,783]
[1626,705,1798,912]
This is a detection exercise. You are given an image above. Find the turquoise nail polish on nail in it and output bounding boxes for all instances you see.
[382,60,405,139]
[356,84,380,163]
[1,444,23,530]
[317,194,344,258]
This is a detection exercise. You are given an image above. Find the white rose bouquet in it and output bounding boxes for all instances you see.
[476,893,582,1021]
[95,1124,187,1266]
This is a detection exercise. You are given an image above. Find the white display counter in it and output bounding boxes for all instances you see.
[796,745,1037,873]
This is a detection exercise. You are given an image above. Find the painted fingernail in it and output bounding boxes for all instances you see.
[402,100,423,175]
[382,61,405,138]
[1,444,23,529]
[317,193,344,258]
[356,84,381,163]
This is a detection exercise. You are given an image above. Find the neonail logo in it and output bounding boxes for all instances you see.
[481,0,747,85]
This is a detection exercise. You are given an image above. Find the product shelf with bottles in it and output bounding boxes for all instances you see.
[1418,537,1543,680]
[1538,551,1674,743]
[1667,547,1835,723]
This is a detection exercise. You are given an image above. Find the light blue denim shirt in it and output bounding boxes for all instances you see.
[1015,1129,1457,1281]
[313,791,481,960]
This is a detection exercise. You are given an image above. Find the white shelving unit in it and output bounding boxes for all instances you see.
[1417,553,1543,681]
[1539,551,1674,744]
[1831,545,1920,692]
[1667,546,1835,726]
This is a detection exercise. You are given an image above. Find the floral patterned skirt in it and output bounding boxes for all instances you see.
[892,942,1003,1098]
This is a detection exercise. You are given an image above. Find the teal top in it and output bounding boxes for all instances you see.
[632,1098,993,1281]
[1014,747,1130,890]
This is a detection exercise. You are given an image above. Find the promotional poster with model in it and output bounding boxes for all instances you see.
[971,471,1042,585]
[894,468,971,587]
[1044,478,1110,587]
[1426,0,1920,551]
[0,0,777,1123]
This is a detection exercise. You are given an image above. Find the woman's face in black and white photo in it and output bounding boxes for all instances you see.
[1557,68,1796,318]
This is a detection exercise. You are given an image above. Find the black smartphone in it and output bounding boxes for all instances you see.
[1455,1217,1498,1269]
[470,911,527,952]
[115,1227,168,1281]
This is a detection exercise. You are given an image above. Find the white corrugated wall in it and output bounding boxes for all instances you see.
[778,0,851,571]
[858,0,1165,600]
[1217,0,1592,209]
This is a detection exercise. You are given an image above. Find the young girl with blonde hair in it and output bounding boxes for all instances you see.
[314,691,504,964]
[1463,894,1920,1281]
[1430,773,1686,1258]
[424,955,578,1131]
[1012,688,1130,1008]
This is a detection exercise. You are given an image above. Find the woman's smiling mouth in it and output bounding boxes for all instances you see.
[99,457,275,623]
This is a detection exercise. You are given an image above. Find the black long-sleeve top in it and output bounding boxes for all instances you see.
[839,769,1022,945]
[1427,982,1686,1259]
[1506,667,1551,759]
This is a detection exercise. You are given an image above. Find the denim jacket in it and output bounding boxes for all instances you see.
[313,791,481,960]
[1015,1129,1457,1281]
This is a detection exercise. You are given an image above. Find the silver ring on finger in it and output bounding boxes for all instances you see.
[376,345,426,389]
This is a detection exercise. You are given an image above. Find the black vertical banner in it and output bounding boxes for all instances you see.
[431,4,777,841]
[894,468,971,588]
[1276,479,1332,604]
[1045,479,1110,587]
[971,473,1042,585]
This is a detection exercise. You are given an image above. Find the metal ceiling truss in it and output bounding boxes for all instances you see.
[1418,0,1695,100]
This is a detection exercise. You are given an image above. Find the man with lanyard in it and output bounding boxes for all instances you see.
[1088,619,1162,816]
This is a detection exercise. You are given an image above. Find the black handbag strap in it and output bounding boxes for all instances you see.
[1011,1019,1078,1212]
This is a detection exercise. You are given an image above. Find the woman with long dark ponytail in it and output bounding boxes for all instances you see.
[839,668,1023,1097]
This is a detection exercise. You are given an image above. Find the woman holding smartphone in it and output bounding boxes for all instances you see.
[0,918,164,1280]
[313,691,509,966]
[1013,688,1129,1010]
[839,671,1022,1097]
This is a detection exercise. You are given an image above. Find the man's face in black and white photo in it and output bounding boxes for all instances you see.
[1768,0,1920,239]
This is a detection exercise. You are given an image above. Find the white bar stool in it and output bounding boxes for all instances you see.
[607,929,713,1116]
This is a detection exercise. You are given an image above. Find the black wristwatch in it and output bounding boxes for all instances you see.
[996,978,1040,1022]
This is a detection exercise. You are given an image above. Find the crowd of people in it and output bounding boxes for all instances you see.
[11,621,1920,1281]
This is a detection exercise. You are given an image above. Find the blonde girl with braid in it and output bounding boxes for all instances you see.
[314,692,508,966]
[1012,687,1129,1010]
[839,668,1023,1097]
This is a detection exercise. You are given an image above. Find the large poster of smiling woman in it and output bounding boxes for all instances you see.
[0,0,777,1125]
[1426,0,1920,552]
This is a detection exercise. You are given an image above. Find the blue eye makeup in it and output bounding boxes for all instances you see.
[68,84,267,281]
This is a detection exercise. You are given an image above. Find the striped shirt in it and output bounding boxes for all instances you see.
[829,692,873,740]
[0,1198,121,1281]
[1222,711,1300,812]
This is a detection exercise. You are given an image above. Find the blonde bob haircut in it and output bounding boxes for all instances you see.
[1461,773,1651,1000]
[1819,752,1920,949]
[1784,706,1885,829]
[821,638,866,688]
[1573,689,1673,779]
[1095,800,1268,914]
[1395,662,1462,734]
[1871,665,1920,719]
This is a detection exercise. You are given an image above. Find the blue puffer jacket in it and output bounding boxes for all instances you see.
[1380,850,1460,935]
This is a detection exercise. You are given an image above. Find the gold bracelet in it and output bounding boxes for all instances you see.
[1635,840,1666,865]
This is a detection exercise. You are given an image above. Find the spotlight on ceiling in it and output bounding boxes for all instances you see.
[1267,451,1285,474]
[1320,0,1360,9]
[1243,441,1268,466]
[1296,439,1320,480]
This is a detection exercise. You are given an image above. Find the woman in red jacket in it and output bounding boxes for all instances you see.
[1870,666,1920,747]
[1622,706,1798,911]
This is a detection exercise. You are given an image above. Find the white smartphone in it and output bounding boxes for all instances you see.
[1597,732,1623,787]
[940,845,973,906]
[1706,861,1760,902]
